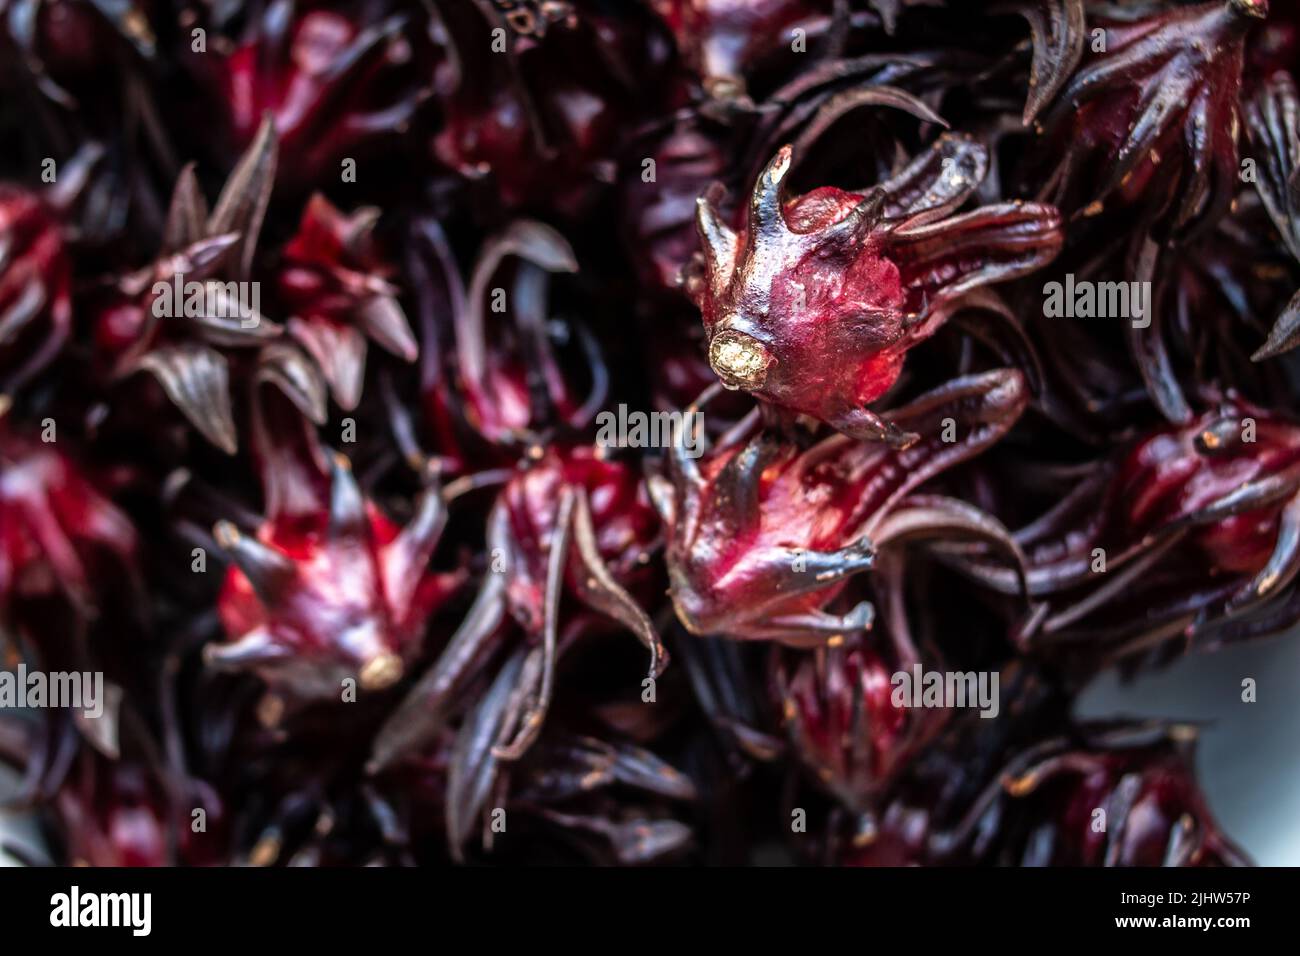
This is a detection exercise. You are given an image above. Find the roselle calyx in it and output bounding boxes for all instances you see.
[995,723,1248,866]
[650,0,837,102]
[0,405,138,626]
[655,368,1028,644]
[191,3,424,189]
[370,444,664,773]
[0,185,71,395]
[773,633,944,816]
[1037,0,1268,239]
[413,218,608,473]
[690,137,1061,442]
[951,396,1300,659]
[209,403,462,708]
[278,195,417,411]
[429,0,672,215]
[91,118,282,454]
[0,0,155,106]
[846,719,1247,866]
[0,145,102,395]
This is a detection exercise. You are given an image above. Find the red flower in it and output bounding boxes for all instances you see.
[88,119,284,454]
[0,185,71,394]
[690,138,1060,442]
[1036,0,1267,238]
[413,219,604,473]
[996,724,1248,866]
[650,0,836,100]
[209,402,462,707]
[846,720,1246,866]
[428,0,673,215]
[773,635,942,814]
[953,396,1300,659]
[194,7,423,188]
[278,194,416,411]
[370,444,664,777]
[655,369,1028,643]
[0,408,137,626]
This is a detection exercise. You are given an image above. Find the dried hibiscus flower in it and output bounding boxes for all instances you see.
[3,0,1295,873]
[655,368,1028,643]
[277,194,417,411]
[207,395,463,711]
[0,146,102,395]
[846,718,1246,866]
[0,400,137,629]
[427,0,674,215]
[188,1,425,189]
[0,727,228,867]
[773,635,943,820]
[89,118,281,453]
[1243,69,1300,358]
[0,182,71,395]
[410,218,606,472]
[990,722,1248,866]
[689,137,1061,443]
[369,443,664,773]
[1034,0,1267,241]
[950,395,1300,664]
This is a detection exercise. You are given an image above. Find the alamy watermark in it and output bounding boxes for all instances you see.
[1043,274,1151,329]
[0,664,104,718]
[595,404,704,458]
[890,665,1000,719]
[50,886,151,936]
[151,273,261,328]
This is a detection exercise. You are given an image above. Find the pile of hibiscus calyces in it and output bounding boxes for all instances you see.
[1,0,1297,868]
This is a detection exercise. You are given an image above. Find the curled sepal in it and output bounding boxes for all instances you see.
[519,735,698,803]
[1004,0,1086,124]
[891,200,1064,330]
[870,494,1028,596]
[135,344,238,455]
[256,342,329,426]
[449,220,600,447]
[491,487,575,762]
[207,115,278,281]
[569,488,668,679]
[287,318,367,410]
[536,810,693,865]
[367,514,512,774]
[1252,291,1300,362]
[502,737,695,864]
[445,649,527,861]
[879,133,988,226]
[1244,71,1300,359]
